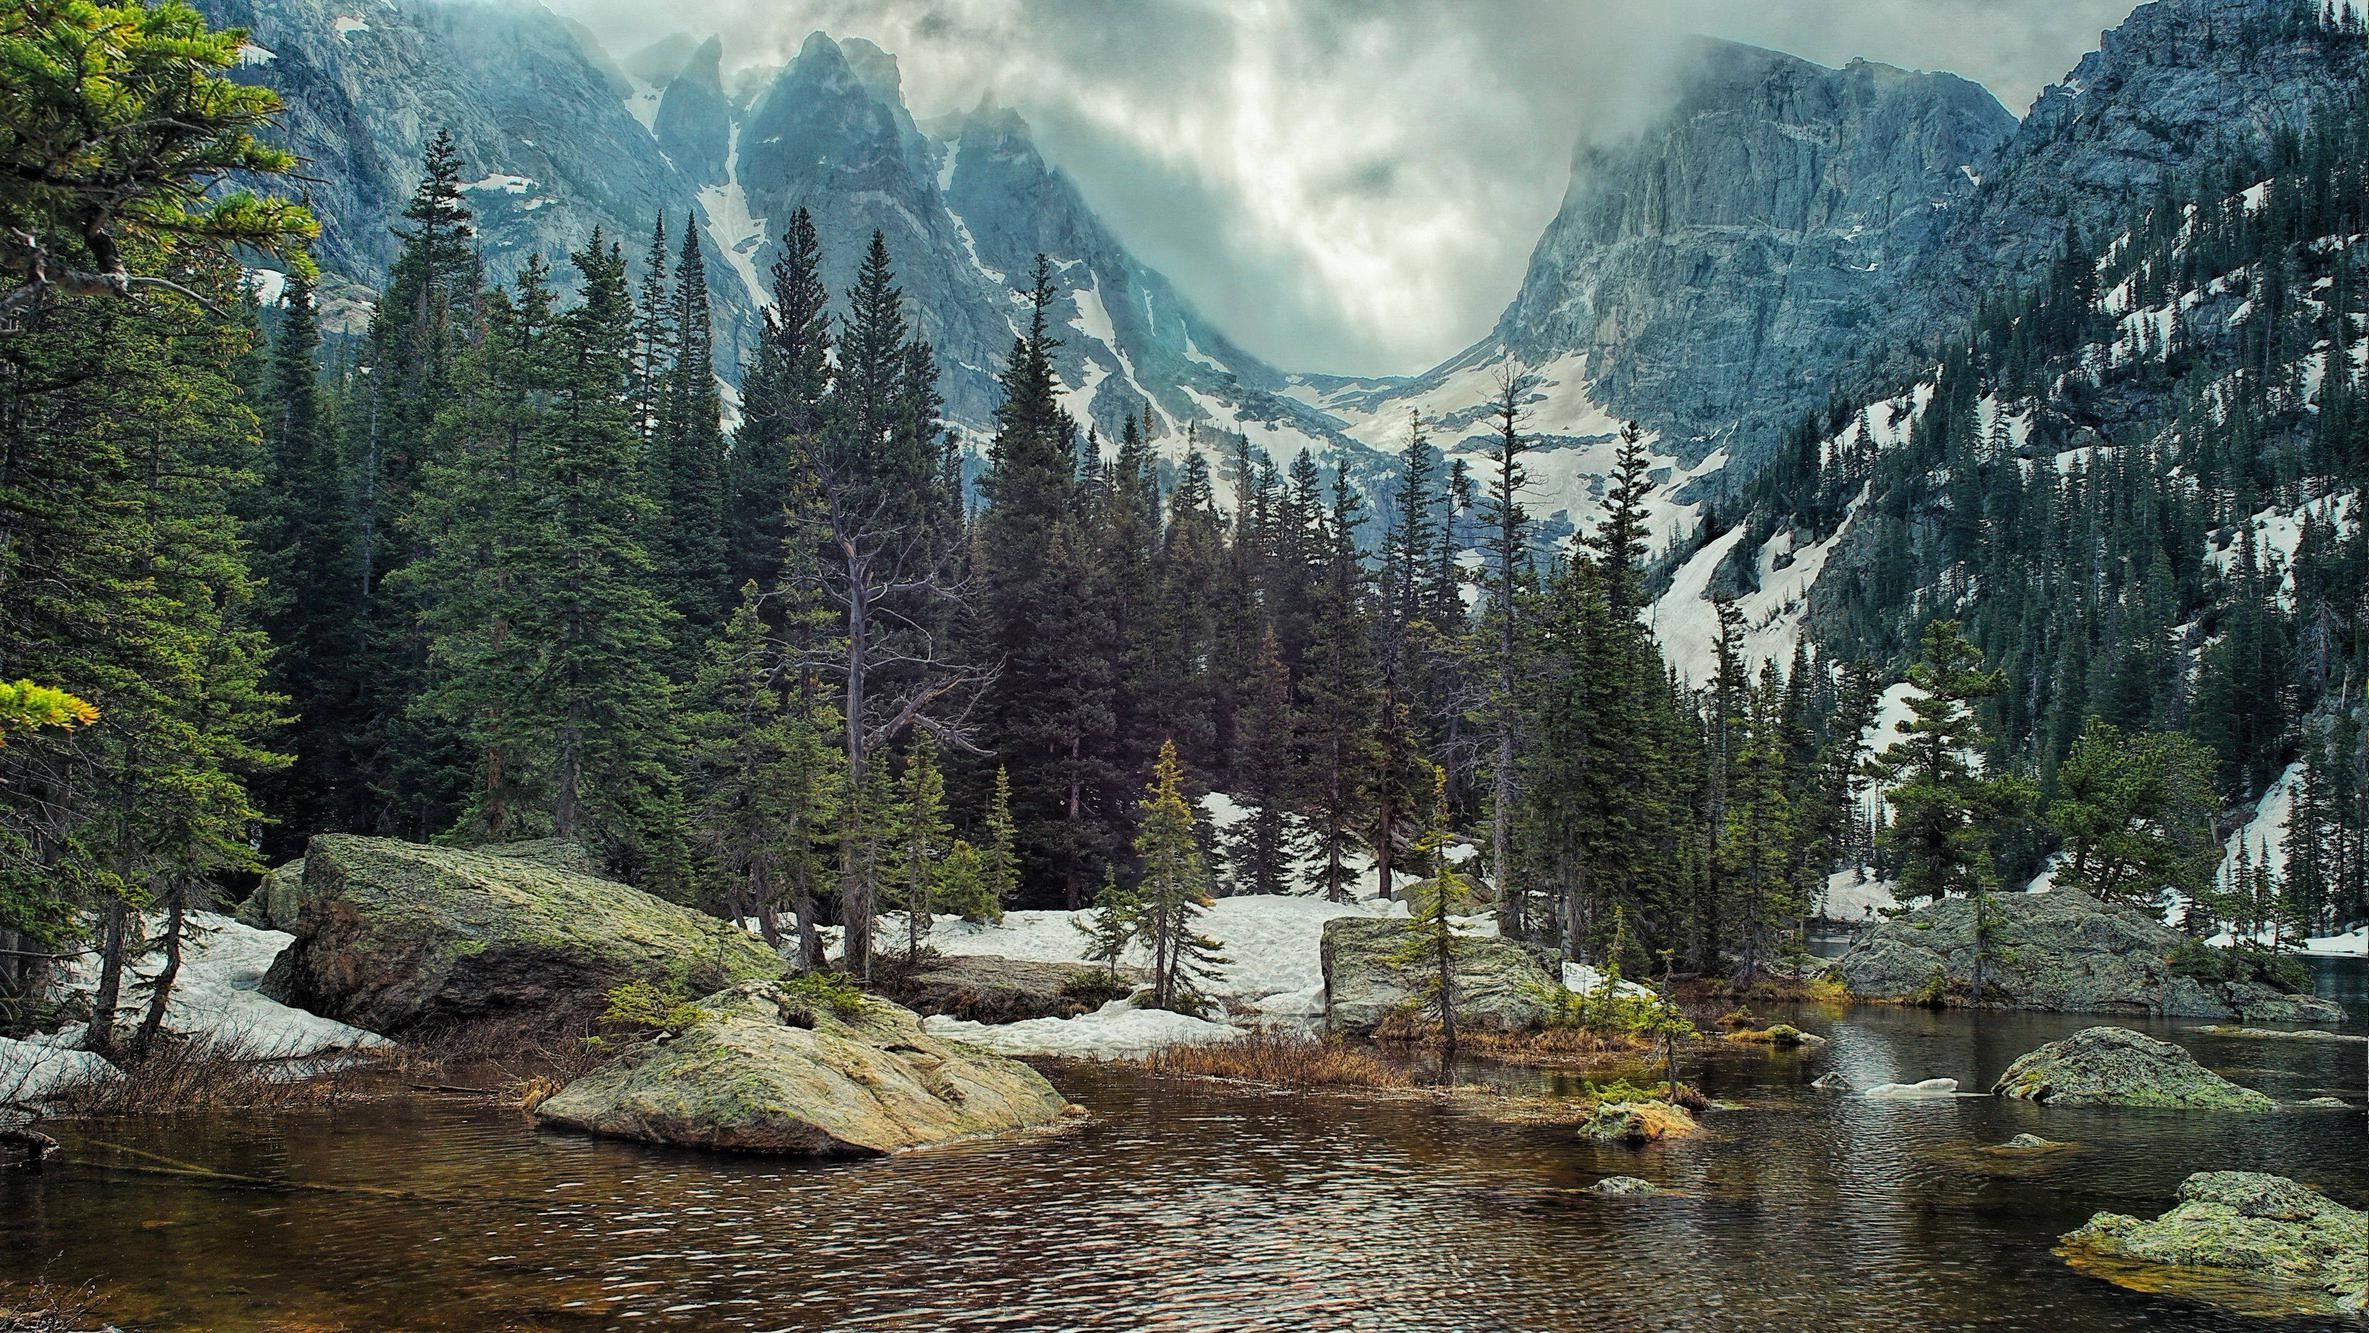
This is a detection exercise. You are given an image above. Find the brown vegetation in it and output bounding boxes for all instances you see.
[1142,1034,1414,1089]
[0,1280,102,1333]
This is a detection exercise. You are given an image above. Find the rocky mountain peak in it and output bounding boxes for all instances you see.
[654,35,730,184]
[1485,37,2014,460]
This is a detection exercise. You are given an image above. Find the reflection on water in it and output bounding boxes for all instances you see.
[5,961,2364,1331]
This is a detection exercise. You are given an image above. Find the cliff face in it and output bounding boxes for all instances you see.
[1489,41,2015,461]
[199,0,758,364]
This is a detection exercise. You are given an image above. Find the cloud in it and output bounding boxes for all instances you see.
[547,0,2141,375]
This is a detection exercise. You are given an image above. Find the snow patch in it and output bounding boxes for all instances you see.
[0,1037,118,1109]
[52,911,388,1060]
[922,998,1241,1060]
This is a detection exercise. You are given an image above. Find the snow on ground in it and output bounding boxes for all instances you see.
[0,1036,119,1109]
[1648,485,1867,687]
[50,912,387,1060]
[1561,963,1656,1000]
[243,267,288,308]
[1197,791,1435,899]
[696,125,770,311]
[891,893,1419,1012]
[923,998,1241,1060]
[332,13,370,37]
[2208,925,2369,957]
[2205,491,2357,609]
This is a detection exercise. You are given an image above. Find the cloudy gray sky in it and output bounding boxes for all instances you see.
[551,0,2142,375]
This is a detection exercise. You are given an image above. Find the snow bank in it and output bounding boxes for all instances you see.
[923,998,1241,1060]
[1819,869,1900,922]
[886,894,1421,1013]
[54,911,387,1060]
[1561,962,1656,1000]
[0,1036,119,1109]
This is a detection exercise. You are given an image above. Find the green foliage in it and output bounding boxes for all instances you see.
[1133,740,1223,1012]
[2167,939,2310,994]
[0,0,316,309]
[0,679,95,744]
[780,967,867,1019]
[2048,720,2221,910]
[599,978,705,1036]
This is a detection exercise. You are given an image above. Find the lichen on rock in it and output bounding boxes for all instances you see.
[1992,1027,2274,1111]
[2062,1172,2368,1317]
[533,981,1071,1156]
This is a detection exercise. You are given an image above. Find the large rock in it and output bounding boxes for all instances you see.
[533,981,1070,1156]
[2063,1172,2367,1317]
[885,954,1131,1024]
[1829,889,2345,1022]
[1993,1026,2274,1112]
[1319,917,1556,1036]
[234,857,305,931]
[261,835,783,1033]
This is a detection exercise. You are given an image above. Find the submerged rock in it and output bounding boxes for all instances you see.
[2294,1097,2351,1110]
[2063,1172,2368,1317]
[533,981,1071,1156]
[1828,890,2344,1022]
[1589,1175,1666,1197]
[1810,1071,1856,1092]
[1319,917,1557,1037]
[1576,1099,1697,1145]
[1989,1133,2068,1152]
[1993,1027,2274,1111]
[2197,1024,2367,1045]
[1863,1077,1959,1100]
[262,834,783,1033]
[886,954,1132,1024]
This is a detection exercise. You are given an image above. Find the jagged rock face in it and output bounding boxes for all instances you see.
[200,0,757,366]
[1915,0,2365,313]
[1489,41,2013,460]
[654,35,733,186]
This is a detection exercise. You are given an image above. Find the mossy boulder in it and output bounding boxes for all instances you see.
[261,834,783,1033]
[1829,890,2345,1023]
[2063,1172,2367,1316]
[1589,1175,1666,1197]
[885,954,1134,1024]
[1575,1099,1698,1145]
[1992,1026,2274,1111]
[532,981,1071,1156]
[234,858,306,931]
[1319,916,1555,1036]
[1725,1023,1827,1050]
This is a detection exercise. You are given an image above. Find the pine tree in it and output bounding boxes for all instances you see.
[1479,368,1534,934]
[1393,765,1474,1079]
[980,765,1021,918]
[1862,620,2009,908]
[893,735,949,959]
[1135,740,1223,1011]
[1302,467,1381,903]
[731,207,831,593]
[1231,626,1301,895]
[649,220,730,640]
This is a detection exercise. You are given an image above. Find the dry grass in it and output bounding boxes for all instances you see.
[0,1279,104,1333]
[1397,1019,1661,1069]
[1143,1034,1414,1089]
[42,1034,385,1116]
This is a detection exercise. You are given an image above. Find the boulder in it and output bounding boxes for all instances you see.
[236,857,307,931]
[1810,1071,1856,1092]
[1993,1026,2274,1111]
[1319,917,1556,1036]
[1828,889,2345,1022]
[1989,1133,2068,1152]
[1864,1077,1959,1100]
[2062,1172,2367,1317]
[1575,1099,1697,1144]
[533,981,1071,1156]
[261,834,783,1033]
[886,954,1132,1024]
[1589,1175,1666,1197]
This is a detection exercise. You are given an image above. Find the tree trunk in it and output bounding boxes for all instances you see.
[134,887,185,1055]
[83,900,129,1059]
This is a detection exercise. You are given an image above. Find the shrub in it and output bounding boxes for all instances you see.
[597,980,704,1037]
[780,968,868,1019]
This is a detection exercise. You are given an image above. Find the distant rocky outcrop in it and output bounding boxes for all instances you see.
[260,835,782,1033]
[532,980,1071,1155]
[652,35,731,185]
[1318,917,1557,1036]
[1993,1026,2275,1111]
[1830,889,2345,1022]
[2063,1171,2367,1317]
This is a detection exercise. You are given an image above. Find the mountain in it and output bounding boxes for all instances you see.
[200,0,762,361]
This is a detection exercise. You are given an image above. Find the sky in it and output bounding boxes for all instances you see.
[550,0,2144,376]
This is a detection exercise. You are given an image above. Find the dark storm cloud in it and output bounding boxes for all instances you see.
[547,0,2143,374]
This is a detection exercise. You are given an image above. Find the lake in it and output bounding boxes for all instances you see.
[5,958,2364,1330]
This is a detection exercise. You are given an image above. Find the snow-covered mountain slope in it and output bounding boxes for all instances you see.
[200,0,759,363]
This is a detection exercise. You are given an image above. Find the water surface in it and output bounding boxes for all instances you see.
[6,960,2364,1330]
